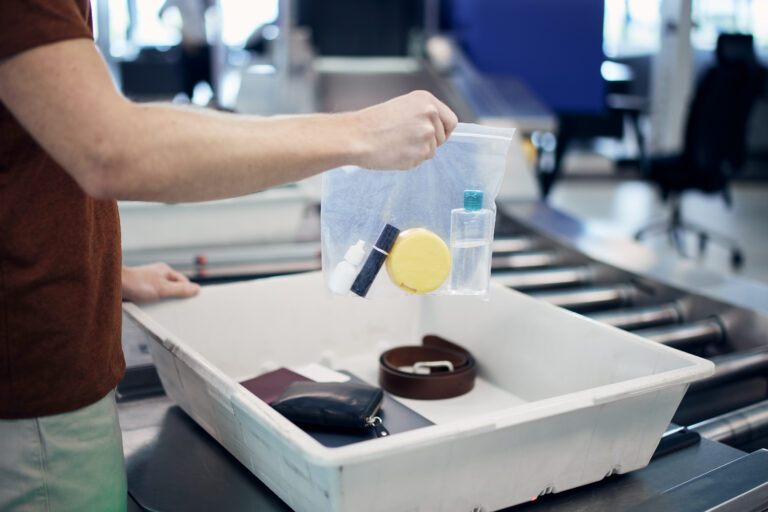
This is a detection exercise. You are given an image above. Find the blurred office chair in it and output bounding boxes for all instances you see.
[635,34,767,269]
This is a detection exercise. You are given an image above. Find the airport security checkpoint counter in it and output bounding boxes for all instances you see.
[118,194,768,511]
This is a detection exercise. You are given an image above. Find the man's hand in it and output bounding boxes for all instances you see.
[352,90,459,170]
[122,263,200,304]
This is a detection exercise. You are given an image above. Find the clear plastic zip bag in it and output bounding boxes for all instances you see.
[321,123,514,299]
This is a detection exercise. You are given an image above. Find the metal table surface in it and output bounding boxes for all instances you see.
[118,391,747,512]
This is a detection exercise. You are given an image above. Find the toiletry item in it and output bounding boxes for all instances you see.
[385,228,451,294]
[328,240,366,295]
[449,190,494,294]
[351,224,400,297]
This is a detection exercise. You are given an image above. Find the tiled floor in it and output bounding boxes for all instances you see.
[548,179,768,285]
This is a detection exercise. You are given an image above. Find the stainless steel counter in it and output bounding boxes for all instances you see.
[117,376,747,512]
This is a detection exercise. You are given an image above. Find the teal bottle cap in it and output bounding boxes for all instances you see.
[463,190,483,211]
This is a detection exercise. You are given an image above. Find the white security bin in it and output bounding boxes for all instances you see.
[123,272,713,512]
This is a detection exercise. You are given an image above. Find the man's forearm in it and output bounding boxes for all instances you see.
[97,104,363,202]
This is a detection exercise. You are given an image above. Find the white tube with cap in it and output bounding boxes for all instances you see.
[328,240,367,295]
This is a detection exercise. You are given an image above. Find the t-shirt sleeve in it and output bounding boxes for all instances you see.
[0,0,93,61]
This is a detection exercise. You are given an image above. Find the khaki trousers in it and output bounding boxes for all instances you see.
[0,390,126,512]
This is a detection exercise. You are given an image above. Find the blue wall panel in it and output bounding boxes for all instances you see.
[452,0,606,114]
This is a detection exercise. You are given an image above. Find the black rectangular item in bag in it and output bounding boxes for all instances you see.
[270,381,389,437]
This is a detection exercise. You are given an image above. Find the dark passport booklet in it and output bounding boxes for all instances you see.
[240,367,312,404]
[239,368,433,448]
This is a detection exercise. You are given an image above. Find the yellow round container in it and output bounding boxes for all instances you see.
[385,228,451,294]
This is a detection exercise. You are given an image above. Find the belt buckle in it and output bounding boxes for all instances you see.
[411,360,455,375]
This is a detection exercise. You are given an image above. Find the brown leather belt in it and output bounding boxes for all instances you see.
[378,335,477,399]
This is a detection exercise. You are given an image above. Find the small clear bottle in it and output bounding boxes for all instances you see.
[449,190,494,295]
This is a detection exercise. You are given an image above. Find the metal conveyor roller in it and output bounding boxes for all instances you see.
[493,266,592,291]
[633,318,725,351]
[690,399,768,447]
[689,347,768,394]
[530,284,637,312]
[491,250,562,270]
[491,236,541,254]
[589,303,682,330]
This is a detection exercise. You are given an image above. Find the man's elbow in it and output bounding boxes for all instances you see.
[79,170,117,200]
[76,148,131,200]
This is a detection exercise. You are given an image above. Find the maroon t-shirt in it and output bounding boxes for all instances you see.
[0,0,124,418]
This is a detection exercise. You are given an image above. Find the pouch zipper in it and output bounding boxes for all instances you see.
[365,416,389,437]
[365,396,389,437]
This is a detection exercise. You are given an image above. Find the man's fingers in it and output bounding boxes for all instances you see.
[155,263,200,298]
[434,98,458,138]
[165,268,191,283]
[431,112,446,147]
[161,279,201,298]
[427,135,437,160]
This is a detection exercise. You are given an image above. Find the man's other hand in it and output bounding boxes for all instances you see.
[353,90,459,170]
[122,263,200,304]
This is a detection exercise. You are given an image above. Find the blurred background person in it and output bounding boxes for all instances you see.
[159,0,214,101]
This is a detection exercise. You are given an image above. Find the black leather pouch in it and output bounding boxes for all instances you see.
[271,381,389,437]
